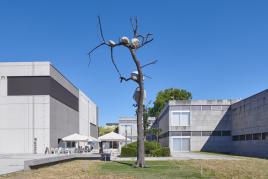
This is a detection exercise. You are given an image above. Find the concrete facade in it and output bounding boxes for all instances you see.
[118,117,137,144]
[231,89,268,158]
[0,62,98,154]
[156,89,268,158]
[155,100,238,156]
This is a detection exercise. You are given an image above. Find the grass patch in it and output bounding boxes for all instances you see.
[1,158,268,179]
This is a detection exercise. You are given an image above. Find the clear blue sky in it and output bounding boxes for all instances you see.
[1,0,268,126]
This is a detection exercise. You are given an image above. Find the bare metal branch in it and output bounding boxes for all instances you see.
[110,47,122,77]
[138,38,153,49]
[130,17,138,38]
[120,76,132,83]
[141,60,157,69]
[88,42,106,66]
[143,74,152,79]
[97,16,106,42]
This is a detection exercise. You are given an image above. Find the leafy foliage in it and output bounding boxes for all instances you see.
[149,127,162,142]
[99,126,117,136]
[149,88,192,117]
[120,141,169,157]
[151,147,170,157]
[143,104,150,137]
[121,147,137,157]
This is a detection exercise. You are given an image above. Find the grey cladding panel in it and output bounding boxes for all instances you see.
[8,76,78,111]
[90,123,98,138]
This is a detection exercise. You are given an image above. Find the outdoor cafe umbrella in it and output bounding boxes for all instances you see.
[98,132,130,142]
[62,133,89,142]
[98,132,130,150]
[87,135,98,142]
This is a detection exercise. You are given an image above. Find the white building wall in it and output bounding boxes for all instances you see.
[0,62,50,77]
[79,90,97,137]
[88,97,97,125]
[0,96,50,153]
[0,62,51,153]
[79,91,90,136]
[0,62,98,153]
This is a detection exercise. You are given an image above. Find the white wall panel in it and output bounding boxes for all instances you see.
[0,62,50,77]
[0,96,50,153]
[79,91,98,137]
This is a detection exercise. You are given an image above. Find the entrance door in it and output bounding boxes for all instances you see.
[173,138,190,152]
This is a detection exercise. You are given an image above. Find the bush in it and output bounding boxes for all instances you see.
[151,147,170,157]
[126,142,137,149]
[121,146,136,157]
[144,141,160,154]
[120,141,168,157]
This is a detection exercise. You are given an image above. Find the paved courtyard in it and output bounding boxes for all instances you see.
[0,152,240,176]
[0,154,56,175]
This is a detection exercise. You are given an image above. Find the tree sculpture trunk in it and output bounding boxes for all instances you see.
[130,48,145,167]
[88,16,154,168]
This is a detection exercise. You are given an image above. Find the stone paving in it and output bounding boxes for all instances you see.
[0,153,56,175]
[0,152,240,175]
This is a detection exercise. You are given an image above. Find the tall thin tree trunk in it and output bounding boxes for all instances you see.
[130,48,145,167]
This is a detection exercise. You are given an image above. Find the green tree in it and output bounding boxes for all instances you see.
[143,103,151,139]
[149,88,192,117]
[99,126,114,136]
[149,127,162,143]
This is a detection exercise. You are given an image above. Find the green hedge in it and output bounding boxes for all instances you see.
[151,147,170,157]
[120,141,170,157]
[121,146,136,157]
[144,141,160,154]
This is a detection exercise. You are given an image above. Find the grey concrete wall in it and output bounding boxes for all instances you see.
[192,136,232,153]
[169,101,232,153]
[159,137,169,147]
[49,65,78,98]
[0,62,98,153]
[156,100,235,155]
[119,117,137,143]
[231,89,268,158]
[158,107,169,134]
[50,97,79,148]
[90,123,98,138]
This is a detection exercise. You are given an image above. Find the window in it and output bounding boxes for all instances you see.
[222,106,230,111]
[177,106,190,110]
[212,131,221,136]
[211,106,222,111]
[246,134,252,140]
[191,106,201,110]
[120,125,132,136]
[262,132,268,140]
[173,138,190,152]
[181,131,191,136]
[171,111,190,126]
[239,135,245,140]
[67,141,76,148]
[202,131,212,136]
[191,131,202,136]
[253,133,261,140]
[222,131,231,136]
[202,106,211,110]
[232,136,239,141]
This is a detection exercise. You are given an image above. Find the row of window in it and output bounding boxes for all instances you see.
[172,105,230,111]
[159,130,231,138]
[232,132,268,141]
[232,97,267,114]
